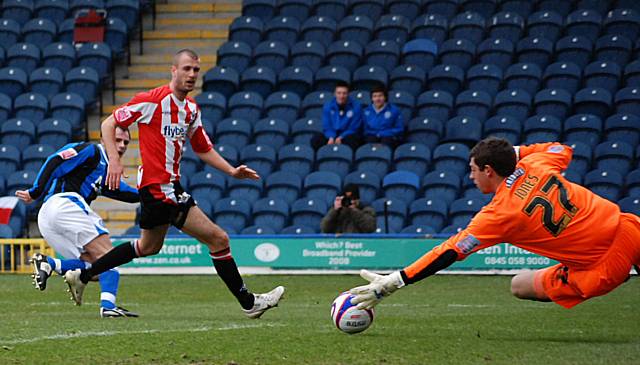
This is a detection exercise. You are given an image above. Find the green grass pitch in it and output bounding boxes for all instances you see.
[0,274,638,364]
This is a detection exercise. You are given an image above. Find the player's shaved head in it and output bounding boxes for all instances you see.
[173,49,199,65]
[470,137,517,177]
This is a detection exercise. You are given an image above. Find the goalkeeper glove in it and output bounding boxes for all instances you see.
[349,269,405,310]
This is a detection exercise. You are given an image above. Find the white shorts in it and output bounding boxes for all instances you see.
[38,193,109,259]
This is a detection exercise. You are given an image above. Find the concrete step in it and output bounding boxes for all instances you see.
[167,0,242,4]
[144,29,228,40]
[156,11,238,19]
[138,39,225,54]
[156,3,241,13]
[105,221,134,235]
[156,17,233,30]
[131,53,216,65]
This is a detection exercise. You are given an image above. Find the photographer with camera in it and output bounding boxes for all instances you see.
[321,184,376,234]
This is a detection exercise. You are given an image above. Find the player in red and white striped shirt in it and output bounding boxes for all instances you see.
[64,49,284,319]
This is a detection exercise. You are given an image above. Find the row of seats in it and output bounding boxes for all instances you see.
[0,144,56,176]
[0,92,86,135]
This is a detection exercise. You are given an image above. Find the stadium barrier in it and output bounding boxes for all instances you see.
[0,239,54,274]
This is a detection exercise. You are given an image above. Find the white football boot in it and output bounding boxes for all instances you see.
[63,269,86,306]
[243,286,285,319]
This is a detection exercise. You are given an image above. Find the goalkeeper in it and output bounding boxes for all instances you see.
[350,137,640,310]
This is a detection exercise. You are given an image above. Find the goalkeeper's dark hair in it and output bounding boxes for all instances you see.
[469,137,517,178]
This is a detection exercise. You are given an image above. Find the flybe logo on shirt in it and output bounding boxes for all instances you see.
[505,168,525,188]
[163,125,186,139]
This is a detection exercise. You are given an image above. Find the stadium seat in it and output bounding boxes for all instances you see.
[106,0,139,31]
[372,198,407,233]
[422,170,461,205]
[22,144,54,172]
[304,171,342,207]
[449,11,485,44]
[410,14,448,46]
[460,0,497,18]
[382,171,420,205]
[623,61,640,88]
[65,66,100,108]
[277,143,314,179]
[228,91,263,124]
[240,144,277,178]
[401,224,436,235]
[42,43,76,75]
[278,66,313,97]
[363,40,398,74]
[22,18,56,49]
[215,118,251,151]
[604,114,640,148]
[57,17,74,43]
[385,0,421,21]
[229,16,263,48]
[427,65,465,96]
[36,118,71,149]
[554,36,593,69]
[498,0,533,18]
[416,90,453,122]
[422,0,459,19]
[189,171,226,205]
[388,90,415,123]
[314,65,351,92]
[253,40,289,74]
[180,145,202,178]
[195,92,226,125]
[563,114,602,149]
[594,141,634,176]
[444,116,483,146]
[103,18,127,59]
[266,170,302,205]
[439,38,476,71]
[393,143,430,178]
[280,224,315,234]
[0,144,20,176]
[584,169,624,202]
[264,16,300,47]
[407,117,443,150]
[565,9,602,43]
[316,144,353,179]
[433,143,470,177]
[242,0,276,22]
[228,177,264,205]
[562,169,583,185]
[291,117,322,145]
[76,43,111,81]
[264,92,300,125]
[603,9,640,42]
[533,88,572,120]
[326,40,363,73]
[542,62,582,95]
[69,0,105,15]
[455,90,492,121]
[466,64,502,97]
[7,43,40,76]
[290,41,325,73]
[483,115,521,145]
[50,92,86,133]
[202,67,238,98]
[254,118,289,150]
[2,0,33,26]
[1,119,35,149]
[618,196,640,216]
[488,11,524,43]
[350,90,370,107]
[374,14,410,45]
[505,62,542,95]
[616,0,640,12]
[355,144,392,177]
[573,87,613,120]
[7,171,36,198]
[477,37,514,71]
[402,39,437,69]
[449,197,486,227]
[29,67,64,101]
[214,198,251,233]
[348,0,384,23]
[240,66,276,99]
[240,225,275,235]
[352,65,388,91]
[493,88,531,120]
[300,16,336,47]
[313,0,346,21]
[217,41,252,73]
[337,15,374,47]
[615,87,640,116]
[584,61,622,95]
[0,93,12,122]
[594,34,633,67]
[526,10,563,42]
[523,115,562,144]
[290,197,327,231]
[252,197,289,233]
[408,198,448,232]
[343,170,381,205]
[389,65,425,96]
[14,92,48,122]
[566,141,592,176]
[625,169,640,197]
[0,19,21,50]
[276,0,311,23]
[301,91,332,118]
[537,0,571,16]
[575,0,610,15]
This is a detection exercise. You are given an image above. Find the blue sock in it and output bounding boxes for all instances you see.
[46,257,89,275]
[99,269,119,310]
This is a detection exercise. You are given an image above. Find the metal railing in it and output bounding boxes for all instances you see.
[0,239,55,274]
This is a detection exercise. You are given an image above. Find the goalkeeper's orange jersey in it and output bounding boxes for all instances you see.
[404,142,622,279]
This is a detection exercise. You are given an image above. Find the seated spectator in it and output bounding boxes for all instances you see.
[363,84,404,148]
[321,184,376,234]
[312,81,362,150]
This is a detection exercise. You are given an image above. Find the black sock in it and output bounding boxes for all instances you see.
[80,241,138,283]
[211,248,254,310]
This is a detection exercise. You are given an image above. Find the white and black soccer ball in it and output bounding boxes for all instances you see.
[330,292,374,334]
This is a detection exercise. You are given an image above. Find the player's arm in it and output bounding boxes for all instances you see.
[101,115,124,191]
[515,142,573,172]
[101,179,139,203]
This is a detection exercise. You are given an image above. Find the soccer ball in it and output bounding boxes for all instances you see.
[330,292,374,334]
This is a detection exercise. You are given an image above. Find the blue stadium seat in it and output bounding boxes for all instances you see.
[304,171,341,206]
[438,38,476,71]
[594,34,633,67]
[455,90,492,121]
[374,14,410,45]
[616,0,640,12]
[228,91,263,124]
[565,9,602,43]
[290,41,325,73]
[228,176,264,205]
[466,64,502,97]
[180,145,201,177]
[195,92,226,125]
[65,66,100,108]
[264,91,300,125]
[618,196,640,215]
[444,116,483,146]
[202,67,238,98]
[240,144,277,178]
[477,37,514,71]
[254,118,289,150]
[277,0,311,22]
[337,15,374,47]
[1,118,35,149]
[50,92,85,133]
[575,0,610,14]
[105,17,128,60]
[57,17,74,43]
[312,0,346,21]
[316,144,353,179]
[372,197,407,233]
[401,39,437,72]
[352,65,387,91]
[407,117,443,149]
[449,197,486,227]
[542,62,582,95]
[401,224,436,235]
[106,0,139,31]
[217,41,252,73]
[603,9,640,42]
[229,16,263,48]
[22,144,54,172]
[433,143,470,177]
[0,93,12,121]
[554,36,593,69]
[264,16,300,47]
[290,197,326,231]
[7,43,40,75]
[364,40,400,73]
[314,65,350,92]
[214,197,251,233]
[76,43,111,81]
[42,43,76,75]
[300,91,331,118]
[14,93,48,122]
[386,0,421,21]
[242,0,276,22]
[2,0,33,26]
[291,117,322,144]
[516,36,553,70]
[537,0,571,16]
[22,18,56,49]
[388,90,414,122]
[483,115,521,145]
[504,62,542,97]
[460,0,496,19]
[408,197,447,232]
[615,87,640,116]
[393,142,430,178]
[30,67,63,101]
[584,61,622,94]
[277,143,314,179]
[215,118,251,151]
[210,144,239,167]
[240,225,276,235]
[189,171,226,207]
[427,65,464,96]
[573,87,613,120]
[0,19,20,50]
[493,88,531,120]
[350,90,370,107]
[266,170,302,205]
[240,66,276,99]
[594,141,634,175]
[533,88,572,119]
[561,169,583,185]
[410,14,448,46]
[584,169,624,202]
[449,11,485,44]
[422,0,459,19]
[300,16,336,47]
[563,114,602,149]
[69,0,105,15]
[390,65,425,97]
[604,114,640,148]
[566,141,592,176]
[526,10,563,42]
[355,144,392,176]
[281,224,316,234]
[37,118,72,149]
[348,0,384,23]
[0,144,20,176]
[523,115,562,144]
[382,170,420,205]
[624,61,640,88]
[625,169,640,197]
[422,169,461,205]
[488,11,524,43]
[326,40,363,73]
[252,197,289,233]
[245,40,286,70]
[344,170,380,205]
[277,66,313,98]
[498,0,533,18]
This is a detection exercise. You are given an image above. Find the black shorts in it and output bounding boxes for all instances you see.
[139,181,196,230]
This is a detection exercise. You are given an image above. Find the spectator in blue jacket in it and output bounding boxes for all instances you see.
[312,81,362,151]
[363,84,404,148]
